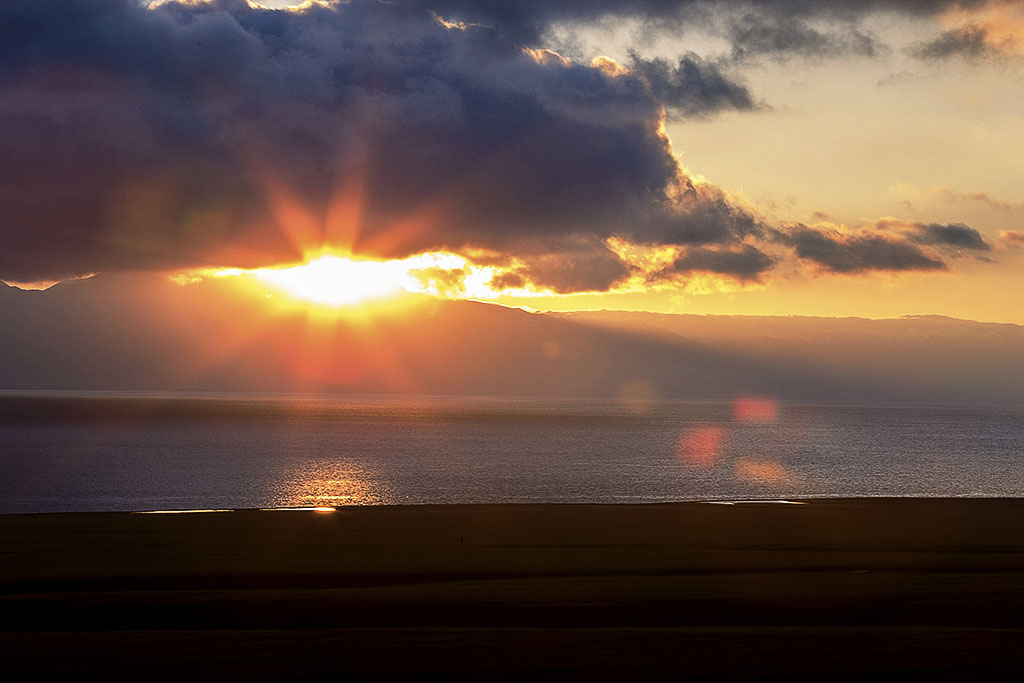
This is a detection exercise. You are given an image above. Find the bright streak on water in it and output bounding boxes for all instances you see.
[702,500,806,505]
[0,394,1022,513]
[133,509,232,514]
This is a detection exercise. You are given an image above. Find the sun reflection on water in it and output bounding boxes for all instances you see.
[271,461,386,508]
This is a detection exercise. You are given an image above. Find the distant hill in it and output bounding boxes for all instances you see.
[1,276,1021,405]
[558,310,1024,406]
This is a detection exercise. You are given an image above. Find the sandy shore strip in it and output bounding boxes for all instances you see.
[3,499,1024,680]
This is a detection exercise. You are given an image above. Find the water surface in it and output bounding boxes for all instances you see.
[1,393,1022,513]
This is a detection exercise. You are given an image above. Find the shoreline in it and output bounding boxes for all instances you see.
[5,493,1024,517]
[4,498,1024,679]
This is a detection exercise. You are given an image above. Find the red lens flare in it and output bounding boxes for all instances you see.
[732,396,778,423]
[677,425,725,466]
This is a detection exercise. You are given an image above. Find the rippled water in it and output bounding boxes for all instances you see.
[1,393,1022,513]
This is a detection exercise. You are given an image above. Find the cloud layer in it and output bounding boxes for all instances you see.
[0,0,1004,293]
[0,0,767,287]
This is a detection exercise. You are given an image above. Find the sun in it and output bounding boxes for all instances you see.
[190,250,553,310]
[251,255,413,306]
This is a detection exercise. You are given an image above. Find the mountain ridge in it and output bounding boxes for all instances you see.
[1,275,1020,406]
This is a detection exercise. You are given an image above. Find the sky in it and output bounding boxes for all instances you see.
[2,0,1024,322]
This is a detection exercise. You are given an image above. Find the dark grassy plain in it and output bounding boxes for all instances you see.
[3,499,1024,680]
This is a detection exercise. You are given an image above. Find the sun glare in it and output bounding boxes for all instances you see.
[251,256,410,306]
[193,251,555,308]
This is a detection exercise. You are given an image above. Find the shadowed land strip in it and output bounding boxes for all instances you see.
[4,500,1024,679]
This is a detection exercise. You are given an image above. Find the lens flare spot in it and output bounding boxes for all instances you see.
[733,396,778,423]
[677,426,725,466]
[734,458,797,485]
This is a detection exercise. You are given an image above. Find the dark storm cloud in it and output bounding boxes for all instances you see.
[0,0,770,283]
[912,223,991,251]
[781,226,947,273]
[662,244,775,280]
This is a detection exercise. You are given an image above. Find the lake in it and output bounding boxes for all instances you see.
[1,393,1022,513]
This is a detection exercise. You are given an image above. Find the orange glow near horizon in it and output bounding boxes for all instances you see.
[183,250,554,309]
[177,241,765,314]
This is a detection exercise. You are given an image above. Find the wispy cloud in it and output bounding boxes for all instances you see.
[938,187,1024,212]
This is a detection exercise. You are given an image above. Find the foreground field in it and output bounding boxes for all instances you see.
[3,499,1024,679]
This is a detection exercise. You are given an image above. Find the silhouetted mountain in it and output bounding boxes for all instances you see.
[1,276,1021,405]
